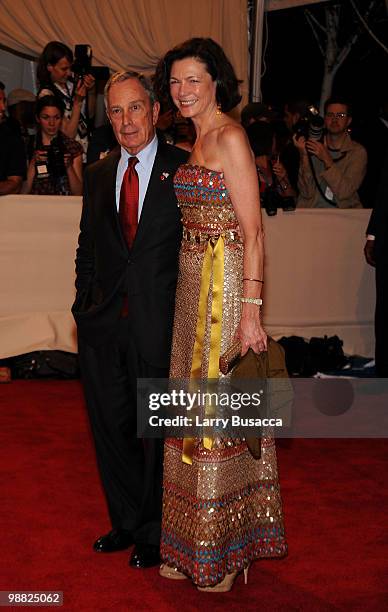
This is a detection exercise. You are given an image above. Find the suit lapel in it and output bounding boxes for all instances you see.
[100,149,127,251]
[133,142,170,248]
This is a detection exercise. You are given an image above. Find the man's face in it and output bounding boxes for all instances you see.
[107,79,159,155]
[324,103,351,136]
[0,90,6,123]
[48,57,72,84]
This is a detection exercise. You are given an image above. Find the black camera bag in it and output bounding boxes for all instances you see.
[10,351,80,380]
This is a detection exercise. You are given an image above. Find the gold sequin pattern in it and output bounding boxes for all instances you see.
[162,164,287,586]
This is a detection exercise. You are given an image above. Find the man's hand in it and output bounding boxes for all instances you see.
[0,175,22,195]
[364,239,376,267]
[305,139,333,168]
[292,133,307,154]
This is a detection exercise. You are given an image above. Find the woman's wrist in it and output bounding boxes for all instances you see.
[241,302,262,319]
[241,297,262,306]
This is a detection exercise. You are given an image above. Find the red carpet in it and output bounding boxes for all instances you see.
[0,380,387,611]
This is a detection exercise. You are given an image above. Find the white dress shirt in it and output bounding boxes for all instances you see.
[115,135,158,219]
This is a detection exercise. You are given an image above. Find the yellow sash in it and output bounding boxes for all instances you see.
[182,236,224,464]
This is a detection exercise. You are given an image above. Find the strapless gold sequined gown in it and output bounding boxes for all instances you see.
[161,164,287,586]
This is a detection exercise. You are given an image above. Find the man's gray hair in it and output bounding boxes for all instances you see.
[104,71,157,107]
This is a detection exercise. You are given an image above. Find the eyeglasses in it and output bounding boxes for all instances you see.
[325,112,348,119]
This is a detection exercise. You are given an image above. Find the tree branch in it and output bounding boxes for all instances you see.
[349,0,388,55]
[304,8,326,34]
[304,10,325,56]
[325,6,338,72]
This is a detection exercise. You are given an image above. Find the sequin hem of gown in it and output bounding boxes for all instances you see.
[160,164,287,586]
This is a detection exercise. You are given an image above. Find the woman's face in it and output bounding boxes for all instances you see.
[47,56,72,84]
[37,106,62,138]
[169,57,217,119]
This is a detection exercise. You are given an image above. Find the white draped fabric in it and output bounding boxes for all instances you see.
[0,0,249,100]
[0,196,375,359]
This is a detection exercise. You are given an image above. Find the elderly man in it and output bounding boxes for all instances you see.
[295,97,367,208]
[72,71,188,568]
[0,82,26,195]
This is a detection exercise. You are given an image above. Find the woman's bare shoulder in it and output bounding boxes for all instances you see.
[217,122,248,149]
[200,118,249,170]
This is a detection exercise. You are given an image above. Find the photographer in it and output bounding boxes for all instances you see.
[37,41,95,161]
[22,96,83,196]
[0,81,26,195]
[246,121,296,216]
[295,97,367,208]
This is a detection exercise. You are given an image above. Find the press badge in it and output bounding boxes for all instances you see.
[36,162,49,178]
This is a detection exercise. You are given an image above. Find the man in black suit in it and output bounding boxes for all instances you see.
[364,147,388,377]
[72,71,188,568]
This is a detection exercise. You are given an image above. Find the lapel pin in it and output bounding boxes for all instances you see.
[160,172,169,181]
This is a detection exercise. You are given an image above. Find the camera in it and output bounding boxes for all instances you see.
[261,186,295,216]
[48,137,66,177]
[35,137,66,180]
[73,44,110,81]
[293,105,324,141]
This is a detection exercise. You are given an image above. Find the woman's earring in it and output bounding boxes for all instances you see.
[216,103,222,116]
[176,110,181,118]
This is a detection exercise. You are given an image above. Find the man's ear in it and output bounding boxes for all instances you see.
[152,101,161,126]
[346,116,352,128]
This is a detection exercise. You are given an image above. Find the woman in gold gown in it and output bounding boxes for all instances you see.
[154,38,287,592]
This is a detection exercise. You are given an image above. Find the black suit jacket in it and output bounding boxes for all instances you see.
[366,146,388,262]
[72,140,189,367]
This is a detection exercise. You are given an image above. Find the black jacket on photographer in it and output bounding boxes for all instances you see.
[31,131,83,195]
[38,80,88,161]
[246,121,295,215]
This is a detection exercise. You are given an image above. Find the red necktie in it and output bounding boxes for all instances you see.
[119,157,139,249]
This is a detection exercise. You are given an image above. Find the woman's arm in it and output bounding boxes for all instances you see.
[272,159,297,197]
[21,157,37,194]
[61,76,95,139]
[61,96,83,139]
[219,125,267,354]
[65,153,83,195]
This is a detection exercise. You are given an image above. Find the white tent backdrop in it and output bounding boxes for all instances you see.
[0,0,249,99]
[0,1,331,102]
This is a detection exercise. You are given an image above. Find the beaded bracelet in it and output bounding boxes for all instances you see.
[240,297,263,306]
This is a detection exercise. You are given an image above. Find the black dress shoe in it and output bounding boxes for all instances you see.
[93,528,133,552]
[129,544,160,568]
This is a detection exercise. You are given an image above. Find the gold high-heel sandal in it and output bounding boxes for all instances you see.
[197,564,250,593]
[159,563,188,580]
